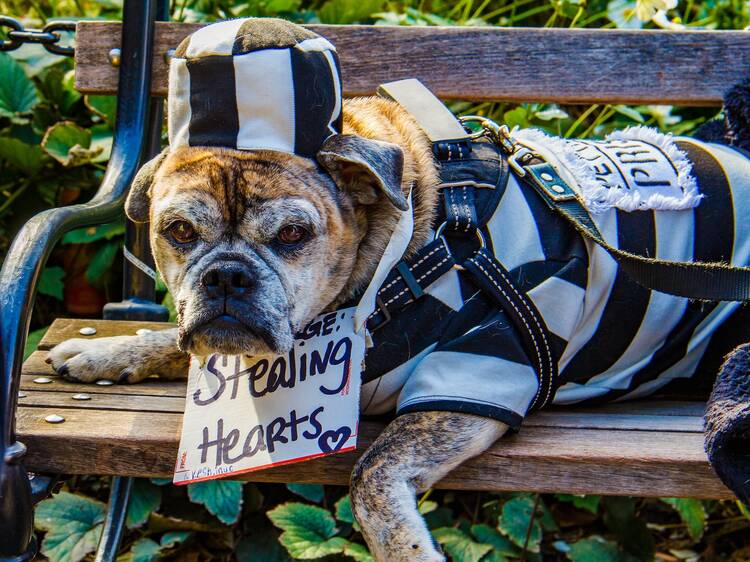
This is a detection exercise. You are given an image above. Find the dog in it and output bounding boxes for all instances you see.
[47,19,750,562]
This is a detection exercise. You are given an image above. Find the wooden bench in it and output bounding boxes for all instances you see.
[2,5,747,560]
[19,318,730,499]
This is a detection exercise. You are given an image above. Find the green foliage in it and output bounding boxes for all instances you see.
[567,536,623,562]
[34,491,106,562]
[187,480,245,524]
[38,266,65,299]
[127,478,163,529]
[433,527,493,562]
[287,483,325,503]
[498,495,543,552]
[267,502,349,558]
[662,498,707,541]
[0,52,39,119]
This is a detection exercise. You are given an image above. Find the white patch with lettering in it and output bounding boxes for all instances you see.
[516,126,702,213]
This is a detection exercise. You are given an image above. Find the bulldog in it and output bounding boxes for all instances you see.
[47,18,750,562]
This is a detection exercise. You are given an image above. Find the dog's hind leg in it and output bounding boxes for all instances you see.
[350,411,508,562]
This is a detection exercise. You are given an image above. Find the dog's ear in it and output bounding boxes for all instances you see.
[317,134,408,211]
[125,148,169,223]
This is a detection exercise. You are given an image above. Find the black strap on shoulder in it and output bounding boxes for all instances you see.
[521,161,750,302]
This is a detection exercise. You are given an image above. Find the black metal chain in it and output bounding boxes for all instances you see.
[0,16,75,56]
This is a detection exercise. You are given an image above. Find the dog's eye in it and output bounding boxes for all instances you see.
[168,221,198,244]
[277,224,308,245]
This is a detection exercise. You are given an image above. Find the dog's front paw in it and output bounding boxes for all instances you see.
[47,336,155,384]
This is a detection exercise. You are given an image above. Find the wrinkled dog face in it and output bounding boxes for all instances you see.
[126,137,405,357]
[140,148,358,356]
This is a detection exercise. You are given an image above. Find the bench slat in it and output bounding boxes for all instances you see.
[17,318,729,498]
[74,22,750,106]
[16,406,729,498]
[38,318,174,350]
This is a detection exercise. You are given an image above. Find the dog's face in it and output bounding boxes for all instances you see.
[126,135,406,357]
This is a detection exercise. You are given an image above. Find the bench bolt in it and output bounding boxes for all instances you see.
[79,326,97,336]
[72,393,91,401]
[96,380,115,386]
[44,414,65,424]
[108,48,121,67]
[33,377,51,384]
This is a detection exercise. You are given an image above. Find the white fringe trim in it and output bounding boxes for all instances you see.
[514,126,702,214]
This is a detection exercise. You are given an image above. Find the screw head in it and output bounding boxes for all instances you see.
[108,48,121,67]
[33,377,52,384]
[45,414,65,424]
[79,326,97,336]
[136,328,153,336]
[550,184,566,194]
[96,379,114,386]
[540,172,554,182]
[18,391,26,398]
[72,393,91,401]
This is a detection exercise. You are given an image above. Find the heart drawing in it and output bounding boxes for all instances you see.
[318,426,353,453]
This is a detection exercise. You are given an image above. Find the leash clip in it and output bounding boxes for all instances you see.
[459,116,536,176]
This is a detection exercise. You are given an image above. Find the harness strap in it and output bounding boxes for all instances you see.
[464,248,557,411]
[521,161,750,302]
[367,238,456,331]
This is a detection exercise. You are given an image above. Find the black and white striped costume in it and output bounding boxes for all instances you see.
[168,19,750,431]
[361,135,750,430]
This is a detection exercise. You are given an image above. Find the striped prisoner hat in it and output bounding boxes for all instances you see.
[168,18,342,157]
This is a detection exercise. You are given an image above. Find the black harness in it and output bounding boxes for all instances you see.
[366,83,558,412]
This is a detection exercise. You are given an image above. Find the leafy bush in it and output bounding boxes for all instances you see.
[1,0,747,559]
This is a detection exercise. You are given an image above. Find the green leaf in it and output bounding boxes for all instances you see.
[38,266,65,300]
[129,538,161,562]
[432,527,493,562]
[602,497,654,561]
[556,494,601,514]
[535,107,570,121]
[90,123,113,163]
[343,540,374,562]
[287,483,325,503]
[25,326,48,360]
[481,552,509,562]
[187,480,244,524]
[419,500,438,514]
[85,95,117,127]
[567,536,622,562]
[0,136,44,175]
[160,531,191,548]
[85,242,119,284]
[268,502,347,559]
[318,0,384,23]
[661,498,706,541]
[498,496,542,552]
[126,478,162,529]
[63,221,125,244]
[0,52,39,118]
[42,121,102,167]
[470,524,518,556]
[334,494,360,531]
[613,105,645,123]
[236,529,293,562]
[35,491,106,562]
[503,107,531,129]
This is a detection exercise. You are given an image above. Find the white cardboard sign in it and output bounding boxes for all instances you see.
[173,308,365,485]
[173,194,415,484]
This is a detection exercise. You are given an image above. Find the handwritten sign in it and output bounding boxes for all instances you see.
[174,308,364,485]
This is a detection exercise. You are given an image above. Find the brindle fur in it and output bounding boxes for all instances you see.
[48,97,508,561]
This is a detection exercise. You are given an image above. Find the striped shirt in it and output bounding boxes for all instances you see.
[360,138,750,430]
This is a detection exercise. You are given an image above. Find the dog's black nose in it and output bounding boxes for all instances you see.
[201,265,253,298]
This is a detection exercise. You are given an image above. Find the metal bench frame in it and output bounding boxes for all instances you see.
[0,1,169,559]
